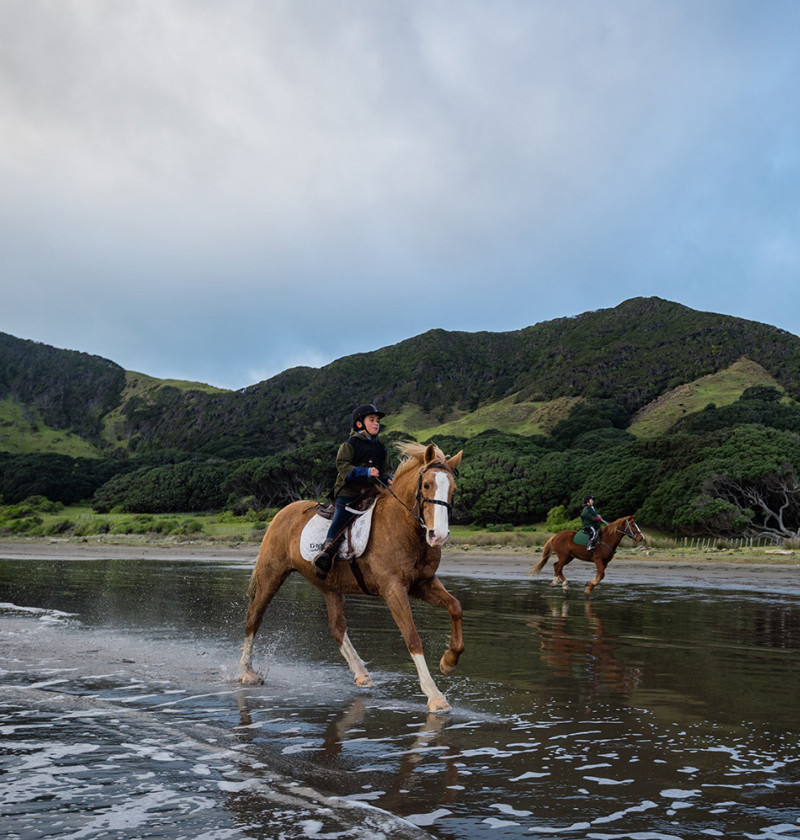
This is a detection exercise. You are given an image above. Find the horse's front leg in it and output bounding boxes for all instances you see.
[384,585,450,714]
[324,591,373,687]
[411,577,464,676]
[585,554,608,595]
[412,576,463,676]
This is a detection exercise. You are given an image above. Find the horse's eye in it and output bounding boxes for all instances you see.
[423,482,430,490]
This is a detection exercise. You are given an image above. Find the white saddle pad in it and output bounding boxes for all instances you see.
[299,504,376,563]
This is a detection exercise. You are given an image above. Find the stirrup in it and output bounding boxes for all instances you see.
[313,544,334,579]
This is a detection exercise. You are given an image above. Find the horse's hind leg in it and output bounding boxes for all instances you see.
[324,591,373,687]
[552,553,572,591]
[384,584,450,714]
[412,576,463,676]
[239,563,291,685]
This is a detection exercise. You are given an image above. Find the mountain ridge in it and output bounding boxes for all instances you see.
[2,296,800,459]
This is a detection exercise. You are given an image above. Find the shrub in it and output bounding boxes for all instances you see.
[546,505,580,532]
[47,519,75,535]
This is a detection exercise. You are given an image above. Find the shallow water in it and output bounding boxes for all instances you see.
[1,554,800,839]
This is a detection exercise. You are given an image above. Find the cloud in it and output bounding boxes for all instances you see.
[1,1,799,389]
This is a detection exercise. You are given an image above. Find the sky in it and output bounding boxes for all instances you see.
[1,1,799,391]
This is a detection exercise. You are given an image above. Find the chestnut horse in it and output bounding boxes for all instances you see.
[239,442,464,713]
[531,515,644,594]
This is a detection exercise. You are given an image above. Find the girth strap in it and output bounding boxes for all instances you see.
[348,555,373,596]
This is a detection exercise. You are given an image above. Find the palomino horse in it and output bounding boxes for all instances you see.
[239,442,464,713]
[531,515,644,594]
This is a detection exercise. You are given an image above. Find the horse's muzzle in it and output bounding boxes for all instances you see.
[427,528,450,547]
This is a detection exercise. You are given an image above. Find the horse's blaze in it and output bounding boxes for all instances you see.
[426,472,452,546]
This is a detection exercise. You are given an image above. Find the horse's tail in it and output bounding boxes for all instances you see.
[531,536,554,576]
[246,567,258,602]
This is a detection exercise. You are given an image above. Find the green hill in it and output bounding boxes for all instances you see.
[628,357,787,438]
[2,296,800,458]
[3,297,800,539]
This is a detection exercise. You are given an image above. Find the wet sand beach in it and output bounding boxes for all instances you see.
[2,536,799,593]
[3,536,800,838]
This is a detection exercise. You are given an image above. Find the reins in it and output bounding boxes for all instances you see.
[594,518,642,555]
[345,461,454,595]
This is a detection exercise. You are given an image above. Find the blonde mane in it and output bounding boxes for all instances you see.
[393,440,447,480]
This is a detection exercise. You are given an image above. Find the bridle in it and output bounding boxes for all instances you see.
[617,518,643,541]
[415,463,454,528]
[380,462,454,531]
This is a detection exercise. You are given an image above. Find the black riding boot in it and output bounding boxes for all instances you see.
[313,540,334,580]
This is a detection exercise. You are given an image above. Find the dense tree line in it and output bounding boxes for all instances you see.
[0,452,130,505]
[1,389,798,539]
[92,461,231,513]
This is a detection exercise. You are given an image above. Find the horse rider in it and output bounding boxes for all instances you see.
[580,495,608,552]
[313,403,393,580]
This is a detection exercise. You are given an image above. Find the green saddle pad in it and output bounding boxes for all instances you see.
[574,530,590,547]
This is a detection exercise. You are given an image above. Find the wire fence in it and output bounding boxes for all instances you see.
[679,535,789,550]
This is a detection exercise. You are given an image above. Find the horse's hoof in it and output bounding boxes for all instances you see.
[440,652,458,675]
[240,670,264,686]
[427,696,451,714]
[354,674,373,688]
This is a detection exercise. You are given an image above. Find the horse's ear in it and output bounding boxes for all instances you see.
[423,443,438,465]
[447,450,463,471]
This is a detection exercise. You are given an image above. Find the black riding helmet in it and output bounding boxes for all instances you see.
[584,495,595,504]
[352,403,386,429]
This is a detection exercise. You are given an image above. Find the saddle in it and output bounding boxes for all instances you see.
[314,486,380,520]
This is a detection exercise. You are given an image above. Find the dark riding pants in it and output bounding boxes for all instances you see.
[325,496,357,543]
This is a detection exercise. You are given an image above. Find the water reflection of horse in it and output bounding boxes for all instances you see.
[531,516,644,594]
[239,442,464,713]
[321,697,460,813]
[529,600,642,699]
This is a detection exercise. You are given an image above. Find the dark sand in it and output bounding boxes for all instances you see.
[2,537,799,593]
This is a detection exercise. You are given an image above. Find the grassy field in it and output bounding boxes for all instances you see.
[386,396,582,440]
[628,357,785,437]
[0,398,100,458]
[0,502,269,542]
[2,503,796,565]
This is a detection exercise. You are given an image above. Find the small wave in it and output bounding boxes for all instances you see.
[0,601,77,618]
